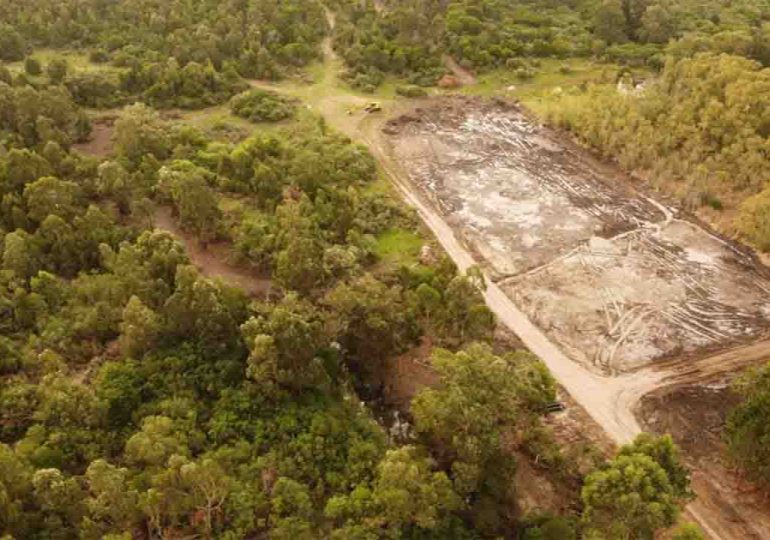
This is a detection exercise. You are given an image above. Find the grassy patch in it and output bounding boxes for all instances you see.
[7,48,124,75]
[374,228,423,266]
[457,59,639,117]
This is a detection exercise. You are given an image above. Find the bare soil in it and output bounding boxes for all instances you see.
[73,117,115,158]
[443,55,477,86]
[640,381,770,539]
[383,97,770,374]
[153,206,273,298]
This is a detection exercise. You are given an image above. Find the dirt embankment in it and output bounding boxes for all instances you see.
[640,380,770,539]
[153,206,273,298]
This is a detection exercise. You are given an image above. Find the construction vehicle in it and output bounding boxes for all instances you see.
[363,102,382,113]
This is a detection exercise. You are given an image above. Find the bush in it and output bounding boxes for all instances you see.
[89,49,110,63]
[0,66,12,85]
[24,57,42,76]
[229,88,296,122]
[46,58,68,84]
[515,67,535,80]
[738,188,770,251]
[66,72,124,108]
[395,85,428,98]
[0,25,26,61]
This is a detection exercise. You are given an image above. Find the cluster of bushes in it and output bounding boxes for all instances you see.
[593,0,770,67]
[395,84,428,97]
[328,0,596,89]
[120,59,249,109]
[329,0,447,91]
[546,53,770,249]
[229,89,297,122]
[5,54,250,110]
[0,0,331,109]
[443,0,594,69]
[0,81,90,147]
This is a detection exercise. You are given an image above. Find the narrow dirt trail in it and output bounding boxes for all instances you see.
[442,54,477,86]
[153,207,272,298]
[321,7,338,68]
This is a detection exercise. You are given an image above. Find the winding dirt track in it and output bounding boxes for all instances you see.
[246,8,770,538]
[152,207,272,298]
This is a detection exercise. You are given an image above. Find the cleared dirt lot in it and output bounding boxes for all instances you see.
[384,97,770,374]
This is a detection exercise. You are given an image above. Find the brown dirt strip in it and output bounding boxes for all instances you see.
[153,206,273,298]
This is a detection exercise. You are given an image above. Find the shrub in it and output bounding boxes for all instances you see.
[395,85,428,98]
[229,89,296,122]
[515,67,535,80]
[24,57,42,76]
[89,49,110,63]
[46,58,68,84]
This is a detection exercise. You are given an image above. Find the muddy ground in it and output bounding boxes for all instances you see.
[640,381,770,538]
[384,97,770,374]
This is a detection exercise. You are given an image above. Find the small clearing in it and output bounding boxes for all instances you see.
[73,117,115,158]
[153,206,273,298]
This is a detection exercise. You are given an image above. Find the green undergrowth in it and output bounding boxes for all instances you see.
[374,228,424,267]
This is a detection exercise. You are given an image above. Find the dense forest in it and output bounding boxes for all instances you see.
[0,0,327,108]
[328,0,770,89]
[0,68,697,538]
[6,0,770,537]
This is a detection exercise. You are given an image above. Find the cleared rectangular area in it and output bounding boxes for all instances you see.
[385,98,770,373]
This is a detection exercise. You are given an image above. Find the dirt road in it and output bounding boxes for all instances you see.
[241,9,770,537]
